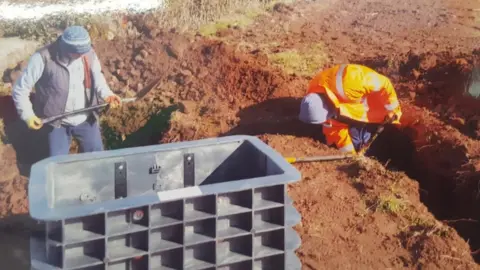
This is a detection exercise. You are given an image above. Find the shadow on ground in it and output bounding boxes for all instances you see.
[0,214,44,270]
[0,94,49,177]
[222,97,326,142]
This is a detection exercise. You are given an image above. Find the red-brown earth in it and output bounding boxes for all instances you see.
[1,0,480,269]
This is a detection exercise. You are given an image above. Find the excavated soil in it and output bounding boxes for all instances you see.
[1,0,480,269]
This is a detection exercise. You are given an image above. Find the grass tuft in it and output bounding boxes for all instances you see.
[376,194,407,214]
[268,43,328,76]
[403,215,450,238]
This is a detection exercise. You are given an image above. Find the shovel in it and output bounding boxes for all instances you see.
[285,154,354,164]
[357,114,398,156]
[40,77,161,125]
[285,115,398,164]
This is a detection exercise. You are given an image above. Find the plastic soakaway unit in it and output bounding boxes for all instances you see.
[28,135,302,270]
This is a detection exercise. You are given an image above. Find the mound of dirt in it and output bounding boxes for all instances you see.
[0,145,28,217]
[92,30,302,143]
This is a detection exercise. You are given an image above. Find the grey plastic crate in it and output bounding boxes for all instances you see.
[28,135,302,270]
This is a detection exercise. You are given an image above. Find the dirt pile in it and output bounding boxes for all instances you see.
[357,52,480,261]
[91,29,301,144]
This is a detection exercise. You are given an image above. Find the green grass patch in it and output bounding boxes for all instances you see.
[198,7,264,37]
[268,43,328,76]
[376,194,407,214]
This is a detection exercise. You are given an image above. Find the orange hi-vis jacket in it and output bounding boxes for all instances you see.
[307,64,402,153]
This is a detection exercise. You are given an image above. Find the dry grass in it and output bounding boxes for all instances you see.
[0,83,10,97]
[157,0,291,33]
[1,0,293,44]
[402,214,450,238]
[0,119,5,145]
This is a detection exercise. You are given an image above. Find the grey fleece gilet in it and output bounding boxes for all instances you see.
[33,39,100,127]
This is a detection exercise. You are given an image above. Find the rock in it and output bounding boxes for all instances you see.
[130,69,141,78]
[140,49,149,58]
[136,83,144,92]
[412,69,421,79]
[116,60,125,69]
[134,54,143,62]
[114,86,127,94]
[409,91,416,99]
[416,83,427,94]
[108,65,116,74]
[115,70,128,81]
[197,68,209,79]
[184,74,194,85]
[419,54,437,70]
[455,58,468,66]
[107,31,115,41]
[109,75,119,83]
[179,69,192,77]
[179,100,197,114]
[165,40,187,59]
[165,44,179,59]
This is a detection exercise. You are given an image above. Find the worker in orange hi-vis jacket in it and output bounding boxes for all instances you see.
[299,64,403,154]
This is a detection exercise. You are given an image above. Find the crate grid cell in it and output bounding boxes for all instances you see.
[150,200,184,228]
[217,190,253,216]
[217,212,253,239]
[107,206,149,237]
[184,195,216,221]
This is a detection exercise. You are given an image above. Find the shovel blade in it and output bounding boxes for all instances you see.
[466,62,480,99]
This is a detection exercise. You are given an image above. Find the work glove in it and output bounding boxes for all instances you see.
[385,112,399,124]
[26,115,43,130]
[105,95,122,109]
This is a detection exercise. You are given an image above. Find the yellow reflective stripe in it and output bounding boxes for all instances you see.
[371,74,382,92]
[339,143,355,153]
[360,98,369,121]
[335,64,348,100]
[385,100,399,111]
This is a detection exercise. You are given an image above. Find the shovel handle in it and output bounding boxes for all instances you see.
[40,98,137,125]
[286,154,354,163]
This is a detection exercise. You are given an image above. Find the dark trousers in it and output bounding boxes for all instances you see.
[45,120,104,157]
[348,123,380,153]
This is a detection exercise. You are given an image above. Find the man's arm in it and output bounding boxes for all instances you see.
[364,72,402,123]
[12,52,45,122]
[90,51,115,100]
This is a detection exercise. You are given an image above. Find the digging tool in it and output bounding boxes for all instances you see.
[285,115,398,164]
[357,114,398,156]
[285,154,355,164]
[40,77,161,125]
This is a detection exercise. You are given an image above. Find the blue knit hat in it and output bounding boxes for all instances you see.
[299,93,332,124]
[60,26,92,54]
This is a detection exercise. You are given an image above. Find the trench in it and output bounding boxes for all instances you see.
[366,99,480,262]
[350,52,480,262]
